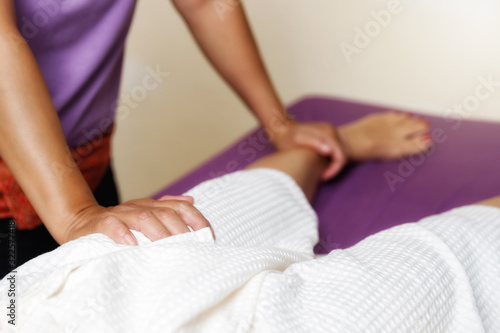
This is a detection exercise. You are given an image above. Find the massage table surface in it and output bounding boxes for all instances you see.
[154,96,500,253]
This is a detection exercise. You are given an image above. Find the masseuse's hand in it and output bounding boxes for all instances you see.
[272,119,347,180]
[63,195,212,245]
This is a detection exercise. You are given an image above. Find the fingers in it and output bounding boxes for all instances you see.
[321,135,347,180]
[322,156,343,181]
[134,197,209,231]
[158,195,194,204]
[160,200,211,232]
[296,126,346,180]
[65,196,211,247]
[138,210,174,241]
[94,196,212,245]
[128,205,207,242]
[154,200,214,238]
[96,215,138,246]
[276,122,348,180]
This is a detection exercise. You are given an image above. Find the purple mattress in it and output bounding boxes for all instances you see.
[153,96,500,254]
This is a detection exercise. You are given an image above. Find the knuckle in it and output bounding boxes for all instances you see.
[173,200,193,212]
[101,215,119,227]
[177,200,192,209]
[129,198,153,206]
[99,216,127,241]
[111,205,128,214]
[157,208,176,221]
[122,199,137,206]
[155,229,171,240]
[143,198,156,205]
[153,227,172,239]
[137,210,154,221]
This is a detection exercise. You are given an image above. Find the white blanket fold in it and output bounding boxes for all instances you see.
[1,169,499,333]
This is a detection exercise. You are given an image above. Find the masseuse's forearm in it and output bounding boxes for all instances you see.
[173,0,288,130]
[0,30,98,242]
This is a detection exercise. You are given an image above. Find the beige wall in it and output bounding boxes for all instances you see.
[113,0,500,201]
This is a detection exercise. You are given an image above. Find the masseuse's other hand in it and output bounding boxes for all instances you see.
[63,195,212,245]
[272,120,347,180]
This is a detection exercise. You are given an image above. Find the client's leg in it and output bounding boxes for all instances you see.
[245,111,432,201]
[246,147,500,208]
[477,196,500,209]
[338,111,432,161]
[246,149,326,203]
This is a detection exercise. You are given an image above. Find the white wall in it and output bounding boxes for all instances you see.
[113,0,500,201]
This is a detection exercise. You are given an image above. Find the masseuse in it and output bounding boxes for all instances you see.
[0,0,430,271]
[0,0,349,267]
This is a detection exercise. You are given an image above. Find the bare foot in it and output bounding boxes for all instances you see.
[338,111,432,161]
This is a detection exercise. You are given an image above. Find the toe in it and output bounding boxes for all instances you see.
[401,133,433,156]
[399,116,431,138]
[382,133,432,159]
[385,110,408,122]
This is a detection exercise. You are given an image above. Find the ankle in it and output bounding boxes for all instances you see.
[338,126,371,162]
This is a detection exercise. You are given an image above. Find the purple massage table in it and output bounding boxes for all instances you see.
[154,96,500,254]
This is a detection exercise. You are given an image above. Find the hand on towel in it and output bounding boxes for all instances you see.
[61,195,212,246]
[272,120,346,180]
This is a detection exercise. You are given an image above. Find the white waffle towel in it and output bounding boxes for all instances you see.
[1,169,499,332]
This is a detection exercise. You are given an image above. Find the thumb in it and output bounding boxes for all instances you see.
[295,133,331,156]
[321,138,347,180]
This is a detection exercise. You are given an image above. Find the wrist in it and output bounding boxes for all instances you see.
[56,201,103,244]
[262,110,295,137]
[43,178,100,244]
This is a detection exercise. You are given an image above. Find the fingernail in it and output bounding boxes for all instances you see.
[124,234,137,246]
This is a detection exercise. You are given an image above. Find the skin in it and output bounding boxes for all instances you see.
[246,149,326,203]
[171,1,432,178]
[477,196,500,208]
[0,0,344,246]
[0,0,432,246]
[246,112,434,202]
[170,0,347,179]
[338,111,432,161]
[247,149,500,213]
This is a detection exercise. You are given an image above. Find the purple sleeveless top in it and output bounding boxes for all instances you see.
[15,0,137,147]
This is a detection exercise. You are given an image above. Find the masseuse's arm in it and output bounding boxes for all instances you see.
[0,1,210,246]
[172,0,346,179]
